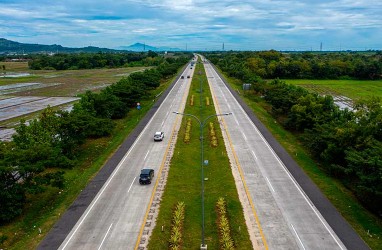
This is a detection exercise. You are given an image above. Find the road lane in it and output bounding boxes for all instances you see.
[204,60,347,249]
[56,65,195,250]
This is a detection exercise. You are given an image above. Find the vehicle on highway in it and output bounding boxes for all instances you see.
[154,131,164,141]
[181,75,184,79]
[187,75,190,78]
[139,169,154,184]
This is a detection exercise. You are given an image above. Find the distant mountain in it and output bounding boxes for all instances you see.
[0,38,182,54]
[0,38,121,54]
[120,42,181,52]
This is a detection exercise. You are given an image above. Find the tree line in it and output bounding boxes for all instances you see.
[208,50,382,80]
[256,79,382,215]
[27,51,166,70]
[206,49,382,217]
[0,55,190,223]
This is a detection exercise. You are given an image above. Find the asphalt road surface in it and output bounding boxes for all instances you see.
[38,62,195,249]
[39,56,369,250]
[203,57,369,250]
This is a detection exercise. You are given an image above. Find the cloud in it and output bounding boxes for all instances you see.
[0,0,381,50]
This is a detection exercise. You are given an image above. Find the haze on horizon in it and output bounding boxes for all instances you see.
[0,0,381,51]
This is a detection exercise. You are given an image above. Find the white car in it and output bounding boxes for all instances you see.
[154,131,164,141]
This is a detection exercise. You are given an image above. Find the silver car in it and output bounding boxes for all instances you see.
[154,131,164,141]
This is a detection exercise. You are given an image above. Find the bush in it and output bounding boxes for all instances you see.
[216,197,235,249]
[184,119,192,143]
[209,122,218,147]
[169,202,186,249]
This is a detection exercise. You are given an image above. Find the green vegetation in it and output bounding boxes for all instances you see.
[285,79,382,100]
[216,197,235,250]
[0,56,190,249]
[169,202,186,249]
[149,61,252,249]
[208,50,382,80]
[212,67,382,249]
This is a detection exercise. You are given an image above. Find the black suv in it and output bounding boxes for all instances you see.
[139,169,154,184]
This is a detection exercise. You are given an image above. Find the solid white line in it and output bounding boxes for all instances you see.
[144,150,149,160]
[161,120,165,127]
[251,150,258,160]
[128,177,136,193]
[265,177,275,193]
[97,223,113,250]
[291,224,306,250]
[208,63,345,249]
[235,117,240,126]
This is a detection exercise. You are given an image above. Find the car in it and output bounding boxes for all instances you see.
[181,75,184,79]
[190,67,193,69]
[139,169,154,184]
[154,131,164,141]
[187,75,190,78]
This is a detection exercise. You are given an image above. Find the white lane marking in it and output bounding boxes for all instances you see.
[251,150,258,160]
[206,63,345,249]
[265,177,275,193]
[61,64,190,250]
[242,131,247,141]
[144,150,149,160]
[161,120,165,127]
[128,177,136,193]
[291,224,306,250]
[97,223,113,250]
[235,117,240,126]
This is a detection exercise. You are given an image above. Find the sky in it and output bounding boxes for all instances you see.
[0,0,381,51]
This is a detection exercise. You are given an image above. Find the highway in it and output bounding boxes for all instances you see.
[203,57,368,249]
[39,56,369,250]
[55,64,195,250]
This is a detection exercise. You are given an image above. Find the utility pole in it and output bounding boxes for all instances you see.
[222,42,224,51]
[320,42,322,52]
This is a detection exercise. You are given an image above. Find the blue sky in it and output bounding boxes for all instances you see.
[1,0,381,51]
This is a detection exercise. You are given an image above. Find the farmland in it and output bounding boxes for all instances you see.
[0,62,149,135]
[285,79,382,100]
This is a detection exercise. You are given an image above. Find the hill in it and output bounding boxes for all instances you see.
[119,42,181,52]
[0,38,121,54]
[0,39,182,54]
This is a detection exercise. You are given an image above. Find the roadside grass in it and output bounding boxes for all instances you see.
[222,73,382,249]
[0,71,180,249]
[149,62,252,249]
[285,79,382,100]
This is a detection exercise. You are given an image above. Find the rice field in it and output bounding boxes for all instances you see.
[0,61,150,139]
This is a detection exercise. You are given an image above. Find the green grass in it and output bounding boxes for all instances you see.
[0,70,180,249]
[285,79,382,100]
[149,61,252,249]
[223,74,382,249]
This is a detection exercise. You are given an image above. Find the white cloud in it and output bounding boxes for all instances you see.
[0,0,381,50]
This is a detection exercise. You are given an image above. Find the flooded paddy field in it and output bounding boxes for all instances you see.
[0,62,149,140]
[0,96,79,121]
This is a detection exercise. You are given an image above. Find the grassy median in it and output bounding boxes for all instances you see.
[149,61,252,249]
